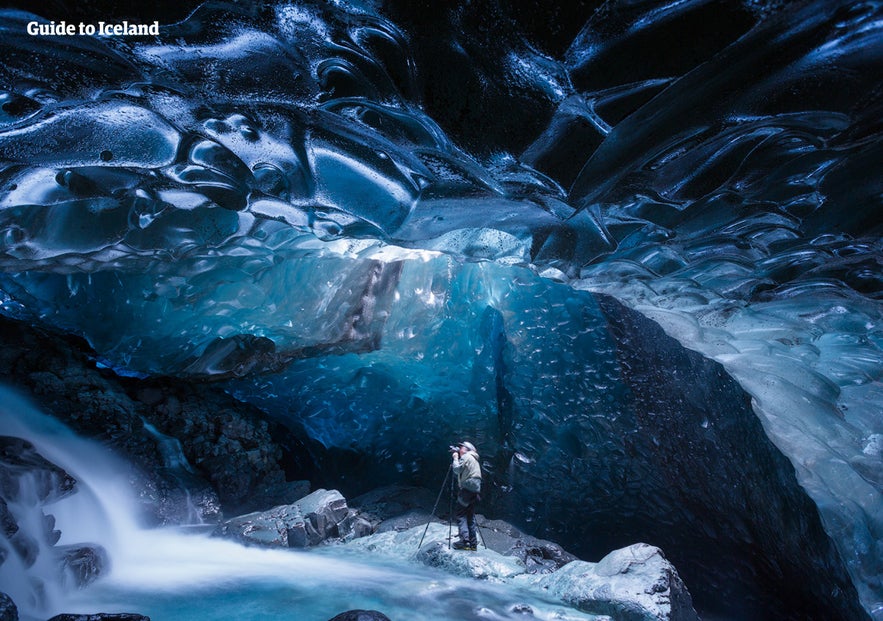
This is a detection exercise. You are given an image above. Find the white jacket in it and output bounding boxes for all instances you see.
[453,450,481,492]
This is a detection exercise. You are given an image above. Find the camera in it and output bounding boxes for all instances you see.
[449,445,458,452]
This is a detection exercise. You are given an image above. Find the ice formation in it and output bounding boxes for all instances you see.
[0,0,880,618]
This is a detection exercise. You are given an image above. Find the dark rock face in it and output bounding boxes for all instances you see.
[0,440,110,617]
[0,592,16,621]
[0,437,95,580]
[0,437,76,505]
[0,498,16,539]
[56,545,108,588]
[327,611,390,621]
[350,485,437,534]
[0,317,312,522]
[584,295,865,621]
[125,379,314,517]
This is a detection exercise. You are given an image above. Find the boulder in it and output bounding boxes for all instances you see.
[350,485,436,533]
[342,524,697,620]
[327,611,391,621]
[57,544,109,588]
[416,539,526,582]
[347,490,578,574]
[473,518,577,573]
[214,489,370,548]
[532,543,699,621]
[344,521,526,582]
[0,592,17,621]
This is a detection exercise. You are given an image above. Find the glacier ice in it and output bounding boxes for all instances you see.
[0,0,881,618]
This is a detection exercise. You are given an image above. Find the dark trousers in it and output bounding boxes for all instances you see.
[456,489,478,545]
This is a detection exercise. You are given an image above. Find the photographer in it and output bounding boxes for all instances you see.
[450,441,482,550]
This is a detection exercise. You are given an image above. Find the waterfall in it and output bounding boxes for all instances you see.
[0,386,599,621]
[0,385,138,618]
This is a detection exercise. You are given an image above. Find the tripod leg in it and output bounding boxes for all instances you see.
[448,471,455,549]
[476,515,488,549]
[417,465,451,550]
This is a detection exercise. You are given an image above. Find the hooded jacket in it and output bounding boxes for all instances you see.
[453,448,482,493]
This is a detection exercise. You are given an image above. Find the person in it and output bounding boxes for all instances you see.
[451,440,482,550]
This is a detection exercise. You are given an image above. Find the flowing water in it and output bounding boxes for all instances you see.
[0,387,597,621]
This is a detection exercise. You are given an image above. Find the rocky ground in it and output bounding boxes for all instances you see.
[0,316,313,524]
[210,483,699,620]
[0,316,700,620]
[1,433,699,621]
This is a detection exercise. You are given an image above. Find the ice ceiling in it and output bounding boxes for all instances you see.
[0,0,880,618]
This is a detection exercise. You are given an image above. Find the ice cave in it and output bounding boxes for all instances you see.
[0,0,880,620]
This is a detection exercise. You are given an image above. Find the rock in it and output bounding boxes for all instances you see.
[342,525,697,621]
[344,521,527,582]
[47,615,149,621]
[56,544,109,588]
[327,611,391,621]
[476,518,577,573]
[532,543,699,621]
[0,498,18,539]
[350,485,436,533]
[507,537,576,574]
[0,439,56,570]
[137,469,221,528]
[0,317,311,524]
[348,488,578,574]
[0,438,110,611]
[0,592,17,621]
[0,437,76,504]
[417,540,526,581]
[215,489,369,548]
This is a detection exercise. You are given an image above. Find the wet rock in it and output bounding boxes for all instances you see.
[57,544,109,588]
[215,489,370,548]
[135,383,301,516]
[327,611,391,621]
[417,540,526,581]
[9,528,39,568]
[532,543,698,621]
[0,438,76,572]
[0,437,76,504]
[346,491,579,574]
[350,485,436,533]
[0,439,110,599]
[0,592,16,621]
[476,518,577,574]
[0,498,17,539]
[343,523,697,620]
[0,317,312,523]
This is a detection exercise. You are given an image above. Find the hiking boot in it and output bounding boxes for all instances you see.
[452,540,476,551]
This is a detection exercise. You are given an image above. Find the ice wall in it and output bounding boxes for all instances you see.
[0,0,880,617]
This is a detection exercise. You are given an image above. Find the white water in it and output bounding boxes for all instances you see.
[0,386,597,621]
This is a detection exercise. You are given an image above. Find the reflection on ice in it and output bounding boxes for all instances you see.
[0,0,881,617]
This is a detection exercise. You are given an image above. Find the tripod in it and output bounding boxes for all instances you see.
[418,464,453,549]
[417,465,487,551]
